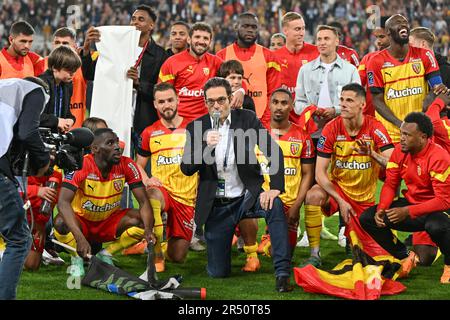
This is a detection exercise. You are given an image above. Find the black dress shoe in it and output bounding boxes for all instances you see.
[275,276,293,293]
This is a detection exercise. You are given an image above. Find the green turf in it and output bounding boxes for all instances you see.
[17,212,448,300]
[16,181,449,300]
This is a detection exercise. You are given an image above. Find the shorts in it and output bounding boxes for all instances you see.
[413,231,437,247]
[156,186,194,242]
[321,184,373,217]
[76,209,129,243]
[322,183,389,257]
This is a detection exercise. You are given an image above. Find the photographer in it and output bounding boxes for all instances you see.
[0,77,50,300]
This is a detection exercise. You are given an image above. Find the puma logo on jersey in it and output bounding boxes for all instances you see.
[243,73,253,85]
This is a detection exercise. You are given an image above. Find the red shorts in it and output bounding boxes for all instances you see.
[76,209,129,243]
[413,231,437,247]
[157,187,194,242]
[322,184,389,257]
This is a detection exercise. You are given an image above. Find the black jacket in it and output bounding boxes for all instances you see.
[181,109,285,227]
[82,38,169,134]
[38,69,76,131]
[435,52,450,88]
[435,52,450,118]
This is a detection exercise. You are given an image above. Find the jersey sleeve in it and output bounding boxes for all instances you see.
[358,54,369,87]
[350,49,360,67]
[264,48,282,97]
[212,55,224,76]
[158,58,176,84]
[409,156,450,218]
[28,52,45,76]
[123,157,143,188]
[371,119,394,151]
[422,49,441,77]
[137,127,152,157]
[366,53,384,94]
[316,122,335,157]
[300,132,316,162]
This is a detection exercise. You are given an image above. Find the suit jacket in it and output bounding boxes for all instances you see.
[181,109,285,227]
[81,38,169,134]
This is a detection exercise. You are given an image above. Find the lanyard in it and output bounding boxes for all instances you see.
[134,40,149,68]
[54,85,63,118]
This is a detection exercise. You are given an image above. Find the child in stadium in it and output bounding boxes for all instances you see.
[38,45,81,133]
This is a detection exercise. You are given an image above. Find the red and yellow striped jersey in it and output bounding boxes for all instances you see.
[158,50,223,122]
[139,118,198,207]
[317,116,393,203]
[366,46,440,143]
[258,123,315,206]
[62,154,143,222]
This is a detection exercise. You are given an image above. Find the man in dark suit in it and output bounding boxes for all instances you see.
[181,77,292,292]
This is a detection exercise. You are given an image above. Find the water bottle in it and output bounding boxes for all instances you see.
[40,177,59,216]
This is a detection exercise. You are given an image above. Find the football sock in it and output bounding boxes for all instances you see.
[243,243,258,258]
[305,204,322,249]
[150,199,164,258]
[106,226,144,255]
[53,229,77,257]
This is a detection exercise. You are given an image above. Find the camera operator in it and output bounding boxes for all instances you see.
[0,77,51,300]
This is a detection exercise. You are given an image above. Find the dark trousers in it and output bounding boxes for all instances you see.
[360,198,450,265]
[205,191,291,278]
[0,174,32,299]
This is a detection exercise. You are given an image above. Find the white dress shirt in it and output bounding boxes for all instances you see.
[210,113,245,198]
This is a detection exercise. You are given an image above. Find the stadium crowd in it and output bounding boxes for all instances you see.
[0,0,450,301]
[0,0,448,57]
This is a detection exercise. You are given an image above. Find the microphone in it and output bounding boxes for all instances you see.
[212,111,220,130]
[64,127,95,148]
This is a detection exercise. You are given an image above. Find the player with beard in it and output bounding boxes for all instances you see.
[159,22,243,122]
[358,17,390,116]
[217,12,281,120]
[366,14,444,144]
[135,83,198,272]
[55,128,156,277]
[0,21,44,78]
